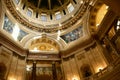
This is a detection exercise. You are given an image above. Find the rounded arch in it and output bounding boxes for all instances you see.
[28,35,60,53]
[89,1,108,33]
[80,64,92,78]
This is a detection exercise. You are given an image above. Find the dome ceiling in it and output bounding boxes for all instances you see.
[4,0,91,33]
[27,0,69,13]
[1,0,104,54]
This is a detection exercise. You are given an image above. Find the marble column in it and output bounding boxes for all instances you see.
[52,62,57,80]
[32,61,36,80]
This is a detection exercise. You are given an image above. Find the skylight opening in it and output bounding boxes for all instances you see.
[27,9,32,17]
[55,12,61,20]
[14,0,20,4]
[41,14,47,21]
[67,3,74,13]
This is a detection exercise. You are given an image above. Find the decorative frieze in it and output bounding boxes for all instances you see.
[3,0,90,33]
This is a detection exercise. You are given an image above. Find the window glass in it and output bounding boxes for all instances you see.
[67,3,74,13]
[41,14,47,21]
[61,26,83,43]
[27,9,32,17]
[14,0,20,4]
[3,15,14,33]
[17,30,28,41]
[55,12,61,20]
[3,15,28,41]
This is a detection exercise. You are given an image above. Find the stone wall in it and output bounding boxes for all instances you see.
[61,43,107,80]
[0,46,26,80]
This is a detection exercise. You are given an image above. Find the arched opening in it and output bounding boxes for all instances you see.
[80,64,92,78]
[29,37,60,53]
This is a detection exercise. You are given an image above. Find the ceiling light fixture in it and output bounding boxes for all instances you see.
[80,1,84,4]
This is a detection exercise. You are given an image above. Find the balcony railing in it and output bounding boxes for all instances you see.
[80,57,120,80]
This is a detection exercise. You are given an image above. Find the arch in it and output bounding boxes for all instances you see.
[89,1,108,32]
[80,64,92,78]
[29,36,60,53]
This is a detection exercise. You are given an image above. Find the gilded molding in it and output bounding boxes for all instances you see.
[4,0,90,33]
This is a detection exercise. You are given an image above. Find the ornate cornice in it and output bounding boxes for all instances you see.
[31,37,60,50]
[27,53,60,61]
[0,32,27,56]
[60,36,94,57]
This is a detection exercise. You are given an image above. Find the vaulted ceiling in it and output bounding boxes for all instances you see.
[27,0,69,10]
[0,0,108,54]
